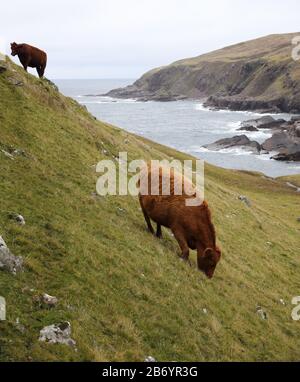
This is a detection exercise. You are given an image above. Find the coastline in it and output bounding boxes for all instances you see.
[55,79,300,177]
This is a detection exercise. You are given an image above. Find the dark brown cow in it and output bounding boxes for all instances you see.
[139,164,221,278]
[10,42,47,78]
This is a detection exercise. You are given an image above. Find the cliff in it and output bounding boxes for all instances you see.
[107,33,300,113]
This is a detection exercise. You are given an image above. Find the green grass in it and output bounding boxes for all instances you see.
[0,58,300,361]
[175,33,300,64]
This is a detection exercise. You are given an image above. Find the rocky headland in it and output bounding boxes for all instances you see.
[105,33,300,114]
[204,116,300,161]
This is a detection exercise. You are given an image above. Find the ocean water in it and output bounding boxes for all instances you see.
[54,79,300,177]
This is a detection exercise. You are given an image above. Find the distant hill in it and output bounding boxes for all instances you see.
[107,33,300,113]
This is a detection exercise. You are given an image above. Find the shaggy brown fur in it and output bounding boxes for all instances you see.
[11,42,47,78]
[139,164,221,278]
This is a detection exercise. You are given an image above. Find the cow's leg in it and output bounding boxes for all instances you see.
[20,57,30,72]
[139,196,155,235]
[37,66,42,78]
[156,224,162,239]
[37,65,44,78]
[38,64,46,78]
[171,227,191,265]
[21,63,28,72]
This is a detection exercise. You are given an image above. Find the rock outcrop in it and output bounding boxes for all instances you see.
[261,120,300,161]
[206,116,300,161]
[237,125,259,132]
[239,116,286,130]
[203,135,261,154]
[203,95,300,114]
[238,195,252,207]
[0,60,7,73]
[39,322,76,347]
[41,293,58,307]
[8,213,25,225]
[105,33,300,113]
[145,356,157,362]
[0,236,23,275]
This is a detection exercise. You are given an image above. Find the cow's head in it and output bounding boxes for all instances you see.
[197,246,221,279]
[10,42,19,56]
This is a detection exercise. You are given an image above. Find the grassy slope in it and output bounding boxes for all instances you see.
[0,59,300,362]
[175,33,300,64]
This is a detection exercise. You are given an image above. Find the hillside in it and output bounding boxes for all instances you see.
[107,33,300,113]
[1,58,300,362]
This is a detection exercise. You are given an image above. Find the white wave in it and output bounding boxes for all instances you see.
[194,103,211,112]
[79,96,141,104]
[227,121,241,129]
[240,130,272,142]
[224,121,273,142]
[256,153,273,161]
[194,103,293,119]
[287,165,300,171]
[195,103,258,115]
[192,146,255,156]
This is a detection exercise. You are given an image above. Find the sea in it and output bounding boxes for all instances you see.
[54,79,300,177]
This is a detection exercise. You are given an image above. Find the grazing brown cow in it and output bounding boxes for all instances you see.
[139,164,221,278]
[10,42,47,78]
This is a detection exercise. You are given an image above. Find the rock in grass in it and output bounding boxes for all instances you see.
[256,306,267,320]
[43,78,59,92]
[0,297,6,321]
[42,293,58,307]
[1,149,14,160]
[39,322,76,347]
[8,212,25,225]
[15,318,26,333]
[16,215,25,225]
[0,236,23,274]
[145,356,156,362]
[7,77,23,86]
[238,195,251,207]
[0,60,7,73]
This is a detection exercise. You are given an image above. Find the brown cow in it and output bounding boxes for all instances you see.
[10,42,47,78]
[139,163,221,278]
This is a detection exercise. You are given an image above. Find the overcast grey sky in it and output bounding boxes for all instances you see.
[1,0,299,79]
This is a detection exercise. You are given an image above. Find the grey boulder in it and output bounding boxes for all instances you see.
[240,116,285,130]
[204,135,261,154]
[262,130,300,161]
[0,236,23,274]
[42,293,58,307]
[39,321,76,347]
[145,356,157,362]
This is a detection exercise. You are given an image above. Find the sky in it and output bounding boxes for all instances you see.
[1,0,300,79]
